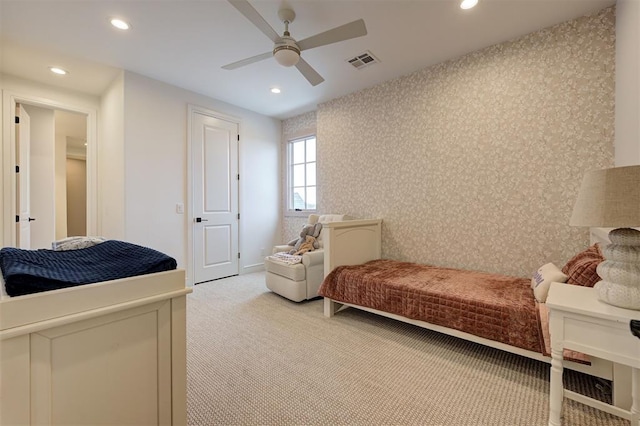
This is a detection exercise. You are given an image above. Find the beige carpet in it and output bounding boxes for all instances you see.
[187,272,629,426]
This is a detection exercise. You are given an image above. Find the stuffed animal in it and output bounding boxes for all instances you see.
[293,235,318,256]
[288,222,322,255]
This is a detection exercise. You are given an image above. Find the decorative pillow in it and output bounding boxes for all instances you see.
[52,236,107,251]
[532,263,569,303]
[561,243,605,287]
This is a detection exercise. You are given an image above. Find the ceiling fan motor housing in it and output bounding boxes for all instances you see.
[273,36,300,67]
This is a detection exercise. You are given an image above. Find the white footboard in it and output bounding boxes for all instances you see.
[322,219,382,277]
[0,270,190,425]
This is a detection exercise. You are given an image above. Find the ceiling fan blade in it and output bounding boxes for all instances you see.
[297,19,367,52]
[227,0,281,43]
[222,51,273,70]
[295,58,325,86]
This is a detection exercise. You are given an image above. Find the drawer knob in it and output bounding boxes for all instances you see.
[631,320,640,339]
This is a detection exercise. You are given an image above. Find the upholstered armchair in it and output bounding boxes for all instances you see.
[264,214,349,302]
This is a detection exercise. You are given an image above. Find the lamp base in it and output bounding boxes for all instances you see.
[594,228,640,311]
[594,281,640,310]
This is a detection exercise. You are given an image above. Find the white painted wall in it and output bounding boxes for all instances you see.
[0,74,100,109]
[22,104,55,249]
[98,72,125,239]
[615,0,640,166]
[121,71,280,277]
[238,108,282,269]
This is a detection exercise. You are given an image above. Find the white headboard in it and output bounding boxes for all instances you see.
[322,219,382,277]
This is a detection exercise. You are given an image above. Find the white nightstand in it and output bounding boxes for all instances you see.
[547,282,640,426]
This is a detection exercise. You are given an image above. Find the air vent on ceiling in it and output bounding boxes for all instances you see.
[346,50,380,70]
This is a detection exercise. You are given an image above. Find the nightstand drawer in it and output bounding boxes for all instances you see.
[564,315,640,368]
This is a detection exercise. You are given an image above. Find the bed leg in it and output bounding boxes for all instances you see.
[612,363,632,409]
[323,298,341,317]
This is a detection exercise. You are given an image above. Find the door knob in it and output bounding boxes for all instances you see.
[28,217,36,222]
[195,217,209,223]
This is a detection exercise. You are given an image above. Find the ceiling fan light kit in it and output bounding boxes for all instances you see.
[273,37,300,67]
[224,0,367,86]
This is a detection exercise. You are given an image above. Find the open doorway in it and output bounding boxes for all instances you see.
[18,105,88,248]
[3,90,97,249]
[55,109,87,238]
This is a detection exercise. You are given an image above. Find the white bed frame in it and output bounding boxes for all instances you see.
[0,269,191,425]
[321,220,630,408]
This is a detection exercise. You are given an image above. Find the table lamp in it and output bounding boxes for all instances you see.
[570,165,640,310]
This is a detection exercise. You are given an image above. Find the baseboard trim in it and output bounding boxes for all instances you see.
[242,263,265,274]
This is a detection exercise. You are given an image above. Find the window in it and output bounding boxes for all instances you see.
[287,135,316,213]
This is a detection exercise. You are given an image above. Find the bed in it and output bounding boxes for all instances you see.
[0,242,191,425]
[318,219,631,409]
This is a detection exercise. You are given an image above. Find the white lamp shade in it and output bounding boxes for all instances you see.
[570,165,640,227]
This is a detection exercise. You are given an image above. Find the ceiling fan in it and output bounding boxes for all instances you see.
[222,0,367,86]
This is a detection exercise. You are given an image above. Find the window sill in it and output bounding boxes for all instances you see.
[284,210,317,218]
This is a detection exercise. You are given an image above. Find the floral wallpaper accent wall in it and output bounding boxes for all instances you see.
[285,7,615,277]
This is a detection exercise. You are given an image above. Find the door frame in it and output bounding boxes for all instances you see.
[2,91,98,247]
[186,104,241,287]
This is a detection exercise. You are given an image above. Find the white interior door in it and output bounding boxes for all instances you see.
[25,105,56,249]
[191,112,239,283]
[16,103,31,249]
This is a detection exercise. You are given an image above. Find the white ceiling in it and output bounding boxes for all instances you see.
[1,0,615,120]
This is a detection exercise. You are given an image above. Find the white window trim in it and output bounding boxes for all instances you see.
[285,134,317,217]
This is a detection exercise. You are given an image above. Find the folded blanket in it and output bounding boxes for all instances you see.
[0,240,177,297]
[267,252,303,265]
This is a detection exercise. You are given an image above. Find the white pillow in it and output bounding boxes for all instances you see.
[532,262,569,303]
[52,236,106,251]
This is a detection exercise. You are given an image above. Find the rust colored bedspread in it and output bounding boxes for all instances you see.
[319,259,544,354]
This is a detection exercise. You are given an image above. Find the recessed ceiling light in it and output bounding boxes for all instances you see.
[270,87,281,94]
[460,0,478,9]
[110,18,130,30]
[49,67,68,75]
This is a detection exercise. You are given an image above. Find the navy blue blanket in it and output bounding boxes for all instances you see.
[0,240,177,297]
